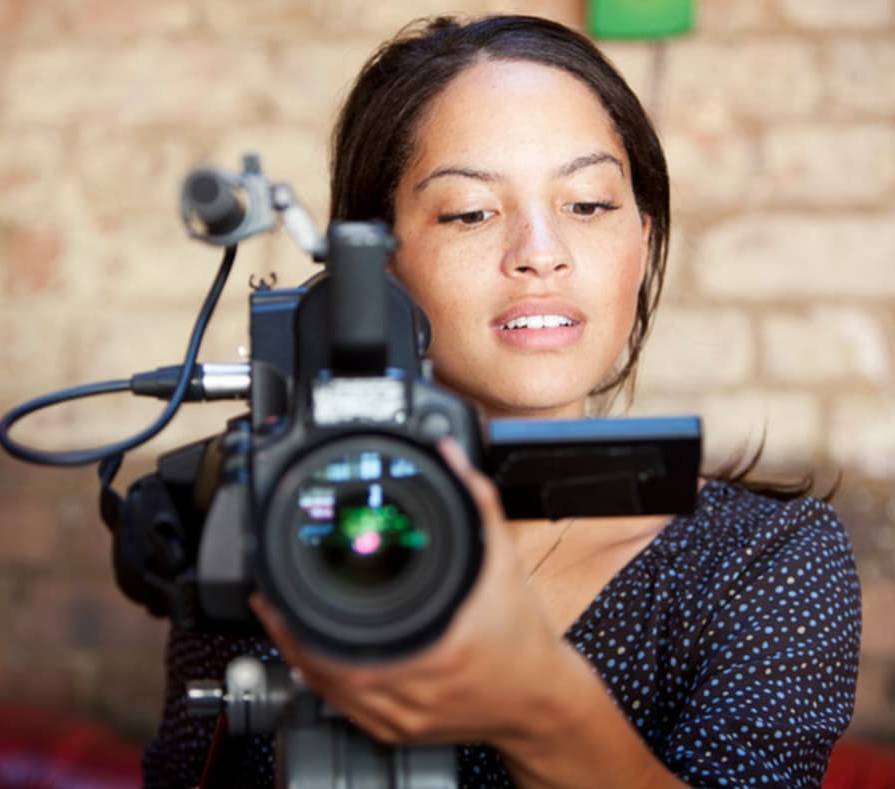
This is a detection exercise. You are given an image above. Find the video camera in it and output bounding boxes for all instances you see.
[0,153,701,787]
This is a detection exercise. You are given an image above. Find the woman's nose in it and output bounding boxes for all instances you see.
[501,211,573,279]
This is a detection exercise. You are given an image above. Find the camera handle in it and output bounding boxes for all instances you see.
[188,656,457,789]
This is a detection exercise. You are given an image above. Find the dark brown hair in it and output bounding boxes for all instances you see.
[329,15,829,502]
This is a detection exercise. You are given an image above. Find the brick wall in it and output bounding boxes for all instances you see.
[1,0,893,749]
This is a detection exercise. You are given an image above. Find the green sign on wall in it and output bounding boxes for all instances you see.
[587,0,695,39]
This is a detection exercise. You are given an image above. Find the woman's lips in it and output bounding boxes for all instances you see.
[492,321,585,349]
[490,298,586,350]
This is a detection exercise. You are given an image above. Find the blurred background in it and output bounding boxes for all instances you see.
[0,0,893,782]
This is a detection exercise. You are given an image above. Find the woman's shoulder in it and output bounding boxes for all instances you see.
[652,482,862,784]
[658,477,855,572]
[567,478,861,779]
[628,477,862,625]
[575,477,859,624]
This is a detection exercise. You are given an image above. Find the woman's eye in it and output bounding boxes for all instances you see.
[437,209,495,226]
[564,201,619,216]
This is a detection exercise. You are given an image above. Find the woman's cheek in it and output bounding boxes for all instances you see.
[414,245,485,313]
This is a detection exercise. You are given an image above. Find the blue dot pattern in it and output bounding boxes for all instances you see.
[457,480,861,788]
[142,480,861,788]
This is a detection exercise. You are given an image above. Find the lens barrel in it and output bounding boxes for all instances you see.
[257,434,482,661]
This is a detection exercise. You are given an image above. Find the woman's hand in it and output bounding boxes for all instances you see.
[249,437,566,748]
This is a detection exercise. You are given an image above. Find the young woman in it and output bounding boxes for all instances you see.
[144,15,861,788]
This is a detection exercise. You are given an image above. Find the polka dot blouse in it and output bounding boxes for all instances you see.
[142,479,861,788]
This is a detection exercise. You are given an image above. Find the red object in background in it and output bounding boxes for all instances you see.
[0,704,142,788]
[2,703,895,788]
[824,738,895,789]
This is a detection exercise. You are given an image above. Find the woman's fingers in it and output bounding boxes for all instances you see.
[437,437,505,525]
[249,592,455,743]
[246,440,527,748]
[248,593,338,686]
[249,593,422,692]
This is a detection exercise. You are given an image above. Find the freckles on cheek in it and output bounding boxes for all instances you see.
[407,270,456,325]
[616,264,644,322]
[587,249,645,340]
[599,218,648,293]
[428,297,476,354]
[402,244,475,314]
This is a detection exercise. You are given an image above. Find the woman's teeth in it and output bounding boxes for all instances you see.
[501,314,575,330]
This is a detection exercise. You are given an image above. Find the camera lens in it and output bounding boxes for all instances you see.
[294,459,430,599]
[316,485,424,590]
[259,434,482,660]
[282,445,454,625]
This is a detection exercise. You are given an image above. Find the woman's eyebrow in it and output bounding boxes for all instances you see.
[555,152,625,178]
[413,166,497,193]
[413,151,624,193]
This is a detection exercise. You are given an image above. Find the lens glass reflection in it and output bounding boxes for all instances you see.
[295,451,429,590]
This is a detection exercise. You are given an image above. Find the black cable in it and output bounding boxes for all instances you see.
[0,245,238,466]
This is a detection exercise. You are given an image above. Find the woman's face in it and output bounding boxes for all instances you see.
[392,59,650,419]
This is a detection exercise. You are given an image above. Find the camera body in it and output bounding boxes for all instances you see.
[196,221,487,661]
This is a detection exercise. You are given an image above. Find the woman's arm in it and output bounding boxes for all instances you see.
[252,590,684,788]
[658,497,861,787]
[250,439,687,788]
[490,637,686,789]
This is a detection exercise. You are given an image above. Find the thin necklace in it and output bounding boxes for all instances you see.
[525,518,576,583]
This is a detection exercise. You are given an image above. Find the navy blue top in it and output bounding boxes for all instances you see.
[143,479,861,788]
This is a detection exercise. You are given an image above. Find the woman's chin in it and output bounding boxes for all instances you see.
[432,365,593,420]
[480,398,587,421]
[468,384,590,421]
